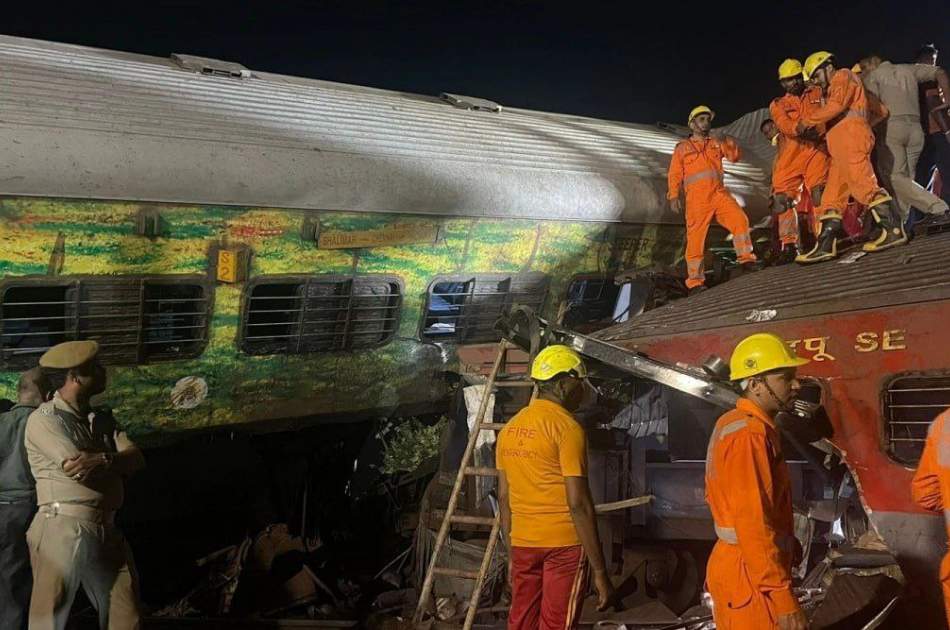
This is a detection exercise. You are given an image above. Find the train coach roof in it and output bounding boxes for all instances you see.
[0,35,769,222]
[597,230,950,343]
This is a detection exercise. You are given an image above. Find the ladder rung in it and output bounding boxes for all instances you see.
[451,514,496,526]
[494,381,535,387]
[465,466,499,477]
[433,567,480,579]
[432,508,494,525]
[480,423,507,430]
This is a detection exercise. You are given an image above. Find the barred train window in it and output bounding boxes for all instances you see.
[884,374,950,465]
[421,273,549,343]
[563,275,623,329]
[0,278,210,368]
[241,276,401,355]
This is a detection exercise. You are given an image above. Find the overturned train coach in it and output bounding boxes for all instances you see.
[0,35,773,445]
[585,232,950,624]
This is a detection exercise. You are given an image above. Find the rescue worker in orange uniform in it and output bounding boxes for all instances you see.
[911,408,950,627]
[705,333,809,630]
[769,59,830,262]
[668,106,757,294]
[796,51,907,263]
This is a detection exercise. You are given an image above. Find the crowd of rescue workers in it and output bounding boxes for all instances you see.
[2,45,950,630]
[669,46,950,294]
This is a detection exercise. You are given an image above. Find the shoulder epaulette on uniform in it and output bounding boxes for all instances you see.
[37,401,57,417]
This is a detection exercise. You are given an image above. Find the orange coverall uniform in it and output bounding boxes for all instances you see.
[770,86,830,245]
[667,137,756,289]
[705,398,800,629]
[910,409,950,628]
[801,68,889,218]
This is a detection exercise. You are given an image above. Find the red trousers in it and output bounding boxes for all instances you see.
[509,545,588,630]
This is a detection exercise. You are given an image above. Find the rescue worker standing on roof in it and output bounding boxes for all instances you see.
[796,51,907,263]
[497,345,614,630]
[910,408,950,627]
[705,333,809,630]
[769,59,830,262]
[667,105,757,294]
[25,341,145,630]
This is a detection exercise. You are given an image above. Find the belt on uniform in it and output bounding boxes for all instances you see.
[39,502,115,524]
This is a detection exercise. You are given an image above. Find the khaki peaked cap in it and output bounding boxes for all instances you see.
[39,340,100,369]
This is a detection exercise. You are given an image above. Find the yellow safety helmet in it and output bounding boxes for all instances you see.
[729,333,809,381]
[803,51,834,81]
[530,344,587,381]
[688,105,715,125]
[778,58,803,80]
[851,63,863,75]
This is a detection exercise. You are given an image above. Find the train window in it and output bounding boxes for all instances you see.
[421,273,549,343]
[562,276,622,329]
[241,276,401,355]
[0,278,210,368]
[883,373,950,465]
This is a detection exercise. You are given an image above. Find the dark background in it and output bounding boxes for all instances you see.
[5,1,949,125]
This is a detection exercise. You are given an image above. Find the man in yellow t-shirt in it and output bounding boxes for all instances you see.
[496,345,614,630]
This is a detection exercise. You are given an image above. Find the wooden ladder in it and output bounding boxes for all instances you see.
[413,339,535,629]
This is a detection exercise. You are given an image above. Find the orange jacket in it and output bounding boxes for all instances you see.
[802,68,888,131]
[770,87,827,163]
[705,398,800,616]
[912,410,950,534]
[667,135,741,200]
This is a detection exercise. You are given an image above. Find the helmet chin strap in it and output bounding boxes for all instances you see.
[758,377,793,414]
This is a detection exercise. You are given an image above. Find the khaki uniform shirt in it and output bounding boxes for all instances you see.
[864,61,941,119]
[24,393,133,512]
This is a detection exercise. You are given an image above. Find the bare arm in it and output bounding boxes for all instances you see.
[937,68,950,106]
[565,476,607,573]
[498,470,511,548]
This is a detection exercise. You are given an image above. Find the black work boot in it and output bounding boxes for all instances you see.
[688,285,708,296]
[863,200,907,252]
[913,209,950,237]
[796,218,842,264]
[776,244,798,265]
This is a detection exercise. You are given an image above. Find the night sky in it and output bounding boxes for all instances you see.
[5,1,950,126]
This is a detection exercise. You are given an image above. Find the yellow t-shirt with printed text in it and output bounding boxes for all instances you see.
[496,398,587,548]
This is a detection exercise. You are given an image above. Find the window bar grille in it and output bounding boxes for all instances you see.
[294,283,309,355]
[73,281,82,340]
[339,280,356,351]
[135,281,146,364]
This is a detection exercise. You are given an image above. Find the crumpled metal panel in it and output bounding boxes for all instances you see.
[0,35,770,222]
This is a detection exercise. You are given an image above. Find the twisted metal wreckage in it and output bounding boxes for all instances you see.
[410,304,916,629]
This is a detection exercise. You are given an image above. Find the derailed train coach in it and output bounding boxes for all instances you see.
[0,34,773,446]
[591,233,950,625]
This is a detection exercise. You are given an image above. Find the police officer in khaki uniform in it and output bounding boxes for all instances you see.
[24,341,145,630]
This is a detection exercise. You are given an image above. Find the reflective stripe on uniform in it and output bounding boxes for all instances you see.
[715,525,738,544]
[684,169,721,187]
[720,419,749,438]
[714,527,796,551]
[733,232,754,255]
[687,259,704,280]
[843,109,867,121]
[705,419,748,480]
